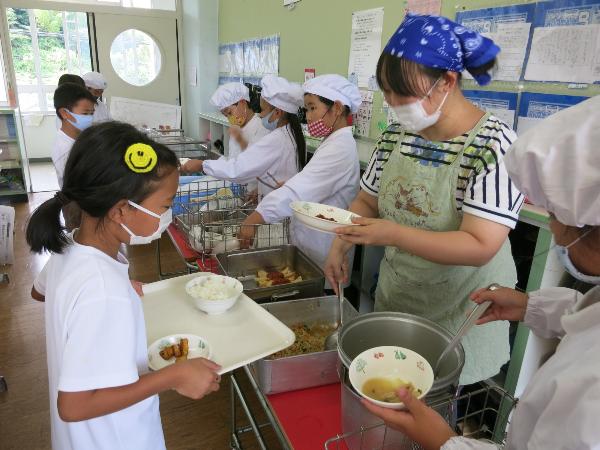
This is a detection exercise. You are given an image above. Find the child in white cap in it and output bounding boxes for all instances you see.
[83,71,111,123]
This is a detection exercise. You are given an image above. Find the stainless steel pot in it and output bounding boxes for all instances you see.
[337,312,465,450]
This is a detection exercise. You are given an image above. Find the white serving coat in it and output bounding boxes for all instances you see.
[443,286,600,450]
[203,123,298,199]
[256,126,360,281]
[92,99,110,123]
[227,114,270,160]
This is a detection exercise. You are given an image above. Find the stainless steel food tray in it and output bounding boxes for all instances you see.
[217,245,325,303]
[249,296,359,394]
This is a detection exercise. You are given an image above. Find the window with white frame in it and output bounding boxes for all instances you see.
[0,44,8,104]
[7,8,92,113]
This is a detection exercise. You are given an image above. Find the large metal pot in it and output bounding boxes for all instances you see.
[337,312,465,449]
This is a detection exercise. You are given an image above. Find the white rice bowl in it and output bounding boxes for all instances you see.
[185,274,243,315]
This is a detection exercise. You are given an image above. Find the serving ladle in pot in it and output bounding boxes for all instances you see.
[433,283,500,378]
[324,281,344,351]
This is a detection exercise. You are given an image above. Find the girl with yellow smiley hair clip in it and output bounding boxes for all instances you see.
[26,121,221,450]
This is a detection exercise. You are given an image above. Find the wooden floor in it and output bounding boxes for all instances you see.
[0,193,283,450]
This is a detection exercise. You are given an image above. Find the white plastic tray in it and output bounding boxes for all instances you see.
[142,273,295,374]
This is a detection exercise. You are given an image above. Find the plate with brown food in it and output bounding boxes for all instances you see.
[148,334,212,371]
[289,201,360,234]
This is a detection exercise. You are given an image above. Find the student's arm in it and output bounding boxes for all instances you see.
[336,213,509,266]
[58,358,220,422]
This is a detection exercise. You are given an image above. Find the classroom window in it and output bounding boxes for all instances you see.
[7,8,92,112]
[0,43,8,105]
[110,29,162,87]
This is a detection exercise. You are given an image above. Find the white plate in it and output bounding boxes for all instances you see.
[290,201,360,234]
[142,274,295,375]
[148,334,211,371]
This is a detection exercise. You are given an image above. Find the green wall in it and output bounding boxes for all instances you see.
[218,0,600,140]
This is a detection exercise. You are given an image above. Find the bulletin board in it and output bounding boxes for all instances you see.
[218,0,600,142]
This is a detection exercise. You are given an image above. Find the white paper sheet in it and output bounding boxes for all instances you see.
[407,0,441,15]
[348,7,384,89]
[110,97,181,130]
[525,23,600,83]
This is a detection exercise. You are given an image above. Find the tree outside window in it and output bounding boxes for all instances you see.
[7,8,92,112]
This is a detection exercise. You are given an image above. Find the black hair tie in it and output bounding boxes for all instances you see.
[55,191,71,206]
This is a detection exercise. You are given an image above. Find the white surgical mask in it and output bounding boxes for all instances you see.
[121,200,172,245]
[555,229,600,285]
[391,78,449,133]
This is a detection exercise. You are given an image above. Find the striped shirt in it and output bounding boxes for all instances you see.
[360,116,524,228]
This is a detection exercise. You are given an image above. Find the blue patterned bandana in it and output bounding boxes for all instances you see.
[383,14,500,85]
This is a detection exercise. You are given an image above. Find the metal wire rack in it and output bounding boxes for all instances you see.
[324,385,517,450]
[174,179,289,263]
[143,128,220,160]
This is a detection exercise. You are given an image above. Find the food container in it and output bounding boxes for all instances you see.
[337,312,465,450]
[249,296,359,394]
[217,245,325,303]
[289,201,359,234]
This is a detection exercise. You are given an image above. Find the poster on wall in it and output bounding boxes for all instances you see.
[456,3,535,82]
[463,90,518,129]
[516,92,588,134]
[110,97,181,130]
[354,90,374,137]
[524,0,600,83]
[406,0,441,15]
[348,7,384,89]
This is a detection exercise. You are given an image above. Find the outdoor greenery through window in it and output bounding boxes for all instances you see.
[7,8,92,112]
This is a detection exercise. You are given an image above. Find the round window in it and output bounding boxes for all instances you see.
[110,29,162,86]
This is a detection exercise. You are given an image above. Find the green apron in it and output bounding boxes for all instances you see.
[375,113,516,385]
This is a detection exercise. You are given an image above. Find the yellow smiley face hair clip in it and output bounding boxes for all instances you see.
[124,143,157,173]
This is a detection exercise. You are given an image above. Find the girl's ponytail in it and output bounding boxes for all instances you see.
[286,112,306,168]
[26,192,71,254]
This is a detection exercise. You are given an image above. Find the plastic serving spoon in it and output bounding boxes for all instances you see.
[433,283,501,378]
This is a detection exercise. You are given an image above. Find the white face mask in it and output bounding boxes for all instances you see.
[554,229,600,285]
[121,200,172,246]
[391,78,449,133]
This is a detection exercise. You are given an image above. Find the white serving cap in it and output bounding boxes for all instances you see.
[303,74,362,113]
[82,71,107,90]
[210,82,250,110]
[260,75,304,114]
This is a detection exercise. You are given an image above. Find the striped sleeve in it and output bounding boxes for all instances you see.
[462,119,524,229]
[359,126,399,196]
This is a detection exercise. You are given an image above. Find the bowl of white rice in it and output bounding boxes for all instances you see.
[185,274,243,315]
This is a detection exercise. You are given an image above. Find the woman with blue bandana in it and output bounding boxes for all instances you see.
[360,96,600,450]
[326,14,524,386]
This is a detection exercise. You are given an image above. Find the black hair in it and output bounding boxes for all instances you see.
[53,82,96,120]
[58,73,85,87]
[375,53,497,97]
[26,121,178,254]
[317,96,351,117]
[285,112,306,167]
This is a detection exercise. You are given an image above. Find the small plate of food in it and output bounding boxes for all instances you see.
[289,201,360,234]
[349,346,434,410]
[148,334,211,371]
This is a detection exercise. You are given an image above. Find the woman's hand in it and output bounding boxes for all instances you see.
[324,238,351,292]
[238,211,264,249]
[171,358,221,400]
[182,159,203,173]
[362,388,456,450]
[470,286,529,325]
[335,217,400,247]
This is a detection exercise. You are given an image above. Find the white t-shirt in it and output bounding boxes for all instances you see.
[51,130,75,188]
[35,237,165,450]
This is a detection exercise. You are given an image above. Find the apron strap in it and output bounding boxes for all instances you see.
[455,112,491,159]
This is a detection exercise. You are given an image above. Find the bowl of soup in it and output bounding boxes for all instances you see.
[349,346,434,410]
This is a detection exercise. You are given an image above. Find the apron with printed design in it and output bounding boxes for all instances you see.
[375,113,516,384]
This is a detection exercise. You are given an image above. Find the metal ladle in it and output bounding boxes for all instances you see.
[433,283,500,377]
[324,281,344,351]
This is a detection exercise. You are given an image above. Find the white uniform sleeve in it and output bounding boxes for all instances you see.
[524,287,583,339]
[462,122,524,229]
[203,130,283,184]
[59,295,140,392]
[33,262,48,296]
[257,139,354,223]
[441,437,499,450]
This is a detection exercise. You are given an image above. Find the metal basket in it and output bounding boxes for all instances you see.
[143,128,219,160]
[324,385,517,450]
[175,179,289,262]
